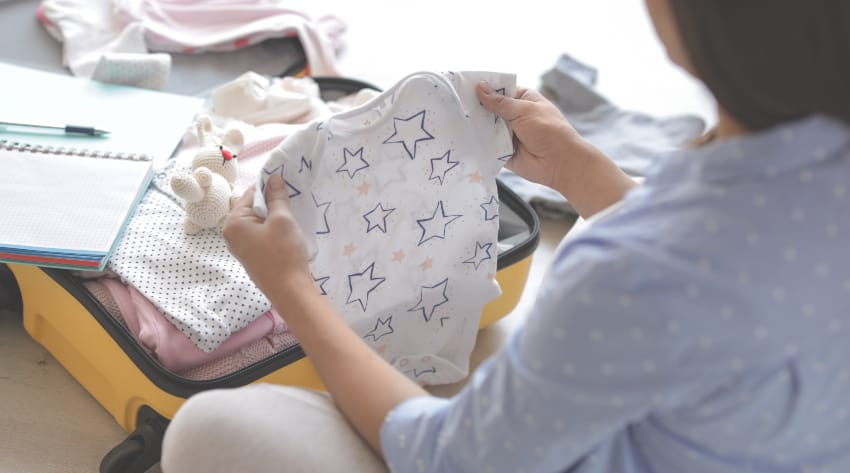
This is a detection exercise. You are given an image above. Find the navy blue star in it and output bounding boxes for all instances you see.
[299,155,312,173]
[409,367,437,378]
[364,316,394,342]
[363,203,395,233]
[312,192,331,234]
[346,262,385,312]
[429,150,459,185]
[480,195,499,221]
[382,110,434,160]
[260,164,300,197]
[408,278,449,322]
[439,317,450,327]
[493,88,506,123]
[260,165,281,193]
[312,273,330,295]
[498,142,517,162]
[464,241,493,270]
[416,201,462,246]
[316,121,324,130]
[337,146,369,179]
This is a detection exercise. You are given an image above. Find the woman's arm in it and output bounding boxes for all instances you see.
[223,177,428,456]
[477,82,637,218]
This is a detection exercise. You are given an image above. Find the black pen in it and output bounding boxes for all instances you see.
[0,120,110,136]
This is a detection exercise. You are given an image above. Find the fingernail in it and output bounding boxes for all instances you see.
[479,80,493,95]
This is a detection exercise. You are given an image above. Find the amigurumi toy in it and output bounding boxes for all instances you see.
[171,116,244,234]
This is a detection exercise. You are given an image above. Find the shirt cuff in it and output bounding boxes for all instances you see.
[380,396,452,472]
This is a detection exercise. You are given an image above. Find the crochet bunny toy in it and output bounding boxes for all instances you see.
[171,116,244,234]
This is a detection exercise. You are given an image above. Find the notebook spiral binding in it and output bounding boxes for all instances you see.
[0,139,151,162]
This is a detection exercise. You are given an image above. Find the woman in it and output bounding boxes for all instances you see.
[162,0,850,471]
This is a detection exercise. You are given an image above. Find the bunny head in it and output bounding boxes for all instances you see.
[192,115,244,185]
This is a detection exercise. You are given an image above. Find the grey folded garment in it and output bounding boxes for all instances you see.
[498,53,706,218]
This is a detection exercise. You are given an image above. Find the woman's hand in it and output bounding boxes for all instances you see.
[223,175,312,298]
[477,81,637,218]
[477,82,585,194]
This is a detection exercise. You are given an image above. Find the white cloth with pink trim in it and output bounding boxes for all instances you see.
[38,0,344,88]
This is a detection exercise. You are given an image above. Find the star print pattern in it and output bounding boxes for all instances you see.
[299,156,312,173]
[416,201,462,246]
[346,262,386,311]
[260,165,301,197]
[464,241,493,270]
[382,110,434,160]
[480,195,499,221]
[364,316,394,341]
[429,150,460,185]
[407,366,437,378]
[312,273,330,295]
[364,203,395,233]
[337,147,370,179]
[312,193,331,234]
[247,71,516,385]
[392,249,406,262]
[408,278,450,322]
[493,88,506,123]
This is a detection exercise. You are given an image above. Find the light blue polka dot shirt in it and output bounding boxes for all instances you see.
[380,115,850,473]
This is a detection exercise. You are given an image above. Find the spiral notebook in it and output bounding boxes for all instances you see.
[0,62,203,270]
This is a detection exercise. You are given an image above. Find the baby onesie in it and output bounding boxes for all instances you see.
[254,71,516,385]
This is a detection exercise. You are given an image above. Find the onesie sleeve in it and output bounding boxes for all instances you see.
[253,125,321,258]
[378,218,771,472]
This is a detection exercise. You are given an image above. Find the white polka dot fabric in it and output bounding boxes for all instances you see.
[91,51,171,90]
[108,169,272,352]
[254,71,516,385]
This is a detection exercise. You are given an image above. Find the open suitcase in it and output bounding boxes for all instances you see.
[3,77,541,473]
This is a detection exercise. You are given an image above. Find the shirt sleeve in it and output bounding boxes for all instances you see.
[379,229,693,473]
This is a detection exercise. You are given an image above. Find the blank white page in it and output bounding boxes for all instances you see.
[0,148,152,253]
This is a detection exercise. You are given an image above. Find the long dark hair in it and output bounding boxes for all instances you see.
[668,0,850,130]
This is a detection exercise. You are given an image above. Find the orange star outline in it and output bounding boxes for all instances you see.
[356,182,370,195]
[420,257,433,271]
[343,243,356,256]
[468,170,482,183]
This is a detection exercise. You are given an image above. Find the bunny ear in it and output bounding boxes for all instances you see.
[195,115,214,146]
[221,128,245,154]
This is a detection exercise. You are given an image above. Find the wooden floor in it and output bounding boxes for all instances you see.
[0,1,713,471]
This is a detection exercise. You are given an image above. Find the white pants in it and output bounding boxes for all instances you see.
[161,384,389,473]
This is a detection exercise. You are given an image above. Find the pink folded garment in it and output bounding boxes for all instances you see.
[178,330,299,381]
[87,278,287,372]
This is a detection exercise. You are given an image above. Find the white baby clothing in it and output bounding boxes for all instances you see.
[254,71,516,385]
[38,0,344,86]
